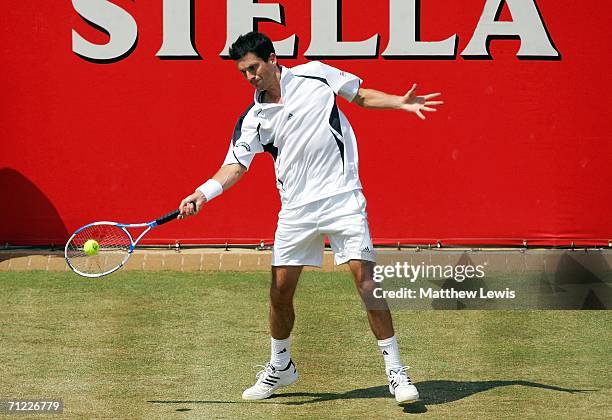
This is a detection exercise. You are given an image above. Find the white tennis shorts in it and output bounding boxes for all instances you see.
[272,189,376,267]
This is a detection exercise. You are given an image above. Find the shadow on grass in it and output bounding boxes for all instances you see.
[399,380,594,414]
[148,379,594,413]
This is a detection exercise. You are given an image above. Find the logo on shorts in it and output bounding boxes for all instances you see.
[362,246,371,253]
[287,113,294,121]
[235,142,251,152]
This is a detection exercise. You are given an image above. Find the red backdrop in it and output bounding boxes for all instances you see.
[1,0,610,247]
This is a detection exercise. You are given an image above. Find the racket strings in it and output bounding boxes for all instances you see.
[65,224,131,275]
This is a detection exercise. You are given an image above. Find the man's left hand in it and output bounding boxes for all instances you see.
[399,84,444,120]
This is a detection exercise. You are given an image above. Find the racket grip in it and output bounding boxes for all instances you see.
[155,209,181,226]
[155,201,197,225]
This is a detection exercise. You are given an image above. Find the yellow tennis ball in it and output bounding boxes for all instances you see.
[83,239,100,256]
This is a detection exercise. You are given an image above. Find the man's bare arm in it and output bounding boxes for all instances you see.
[352,84,443,120]
[211,163,247,191]
[178,163,246,218]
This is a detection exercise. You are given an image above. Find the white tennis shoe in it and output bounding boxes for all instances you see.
[242,360,298,400]
[388,366,419,403]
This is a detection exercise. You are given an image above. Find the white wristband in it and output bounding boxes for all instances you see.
[197,179,223,202]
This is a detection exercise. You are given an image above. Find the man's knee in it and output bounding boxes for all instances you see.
[349,260,376,290]
[356,280,379,304]
[270,284,294,306]
[270,267,301,305]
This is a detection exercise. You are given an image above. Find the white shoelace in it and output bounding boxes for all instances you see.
[254,363,276,385]
[390,366,413,386]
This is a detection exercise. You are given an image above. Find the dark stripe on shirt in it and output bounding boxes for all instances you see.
[230,103,256,167]
[263,143,278,161]
[330,97,344,171]
[294,74,329,86]
[232,102,255,145]
[329,99,342,137]
[258,123,279,161]
[332,131,345,171]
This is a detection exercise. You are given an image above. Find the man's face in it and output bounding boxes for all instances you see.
[236,52,277,90]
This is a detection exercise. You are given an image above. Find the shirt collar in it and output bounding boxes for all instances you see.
[253,65,291,107]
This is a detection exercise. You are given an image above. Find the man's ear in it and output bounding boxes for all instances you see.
[268,53,277,65]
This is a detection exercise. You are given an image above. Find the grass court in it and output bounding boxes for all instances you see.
[0,271,609,418]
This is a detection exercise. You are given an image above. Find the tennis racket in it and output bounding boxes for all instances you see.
[64,203,194,278]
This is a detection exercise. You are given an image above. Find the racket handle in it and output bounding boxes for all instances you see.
[155,201,197,226]
[155,210,180,226]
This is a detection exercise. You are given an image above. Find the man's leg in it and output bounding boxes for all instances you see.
[348,259,419,403]
[242,266,302,400]
[269,265,303,339]
[267,266,302,369]
[347,259,394,339]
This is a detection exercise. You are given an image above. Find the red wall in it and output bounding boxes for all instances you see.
[1,1,611,247]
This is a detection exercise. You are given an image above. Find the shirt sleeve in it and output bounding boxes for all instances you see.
[222,106,263,170]
[317,61,363,102]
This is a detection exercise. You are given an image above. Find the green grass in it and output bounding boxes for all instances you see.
[0,271,610,419]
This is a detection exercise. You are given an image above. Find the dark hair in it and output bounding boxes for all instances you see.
[229,32,275,61]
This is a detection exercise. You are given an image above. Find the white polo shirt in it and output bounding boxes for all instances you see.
[222,61,363,209]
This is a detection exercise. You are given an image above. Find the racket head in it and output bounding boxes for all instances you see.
[64,222,134,278]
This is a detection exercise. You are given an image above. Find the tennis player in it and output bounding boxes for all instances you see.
[178,32,443,403]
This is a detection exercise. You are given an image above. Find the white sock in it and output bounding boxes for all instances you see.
[377,335,403,374]
[270,336,291,369]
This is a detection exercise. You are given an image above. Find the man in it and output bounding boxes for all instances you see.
[178,32,442,403]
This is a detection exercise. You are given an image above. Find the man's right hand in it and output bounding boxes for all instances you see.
[178,190,206,219]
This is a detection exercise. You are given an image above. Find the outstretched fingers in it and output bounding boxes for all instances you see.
[405,83,417,97]
[402,86,443,119]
